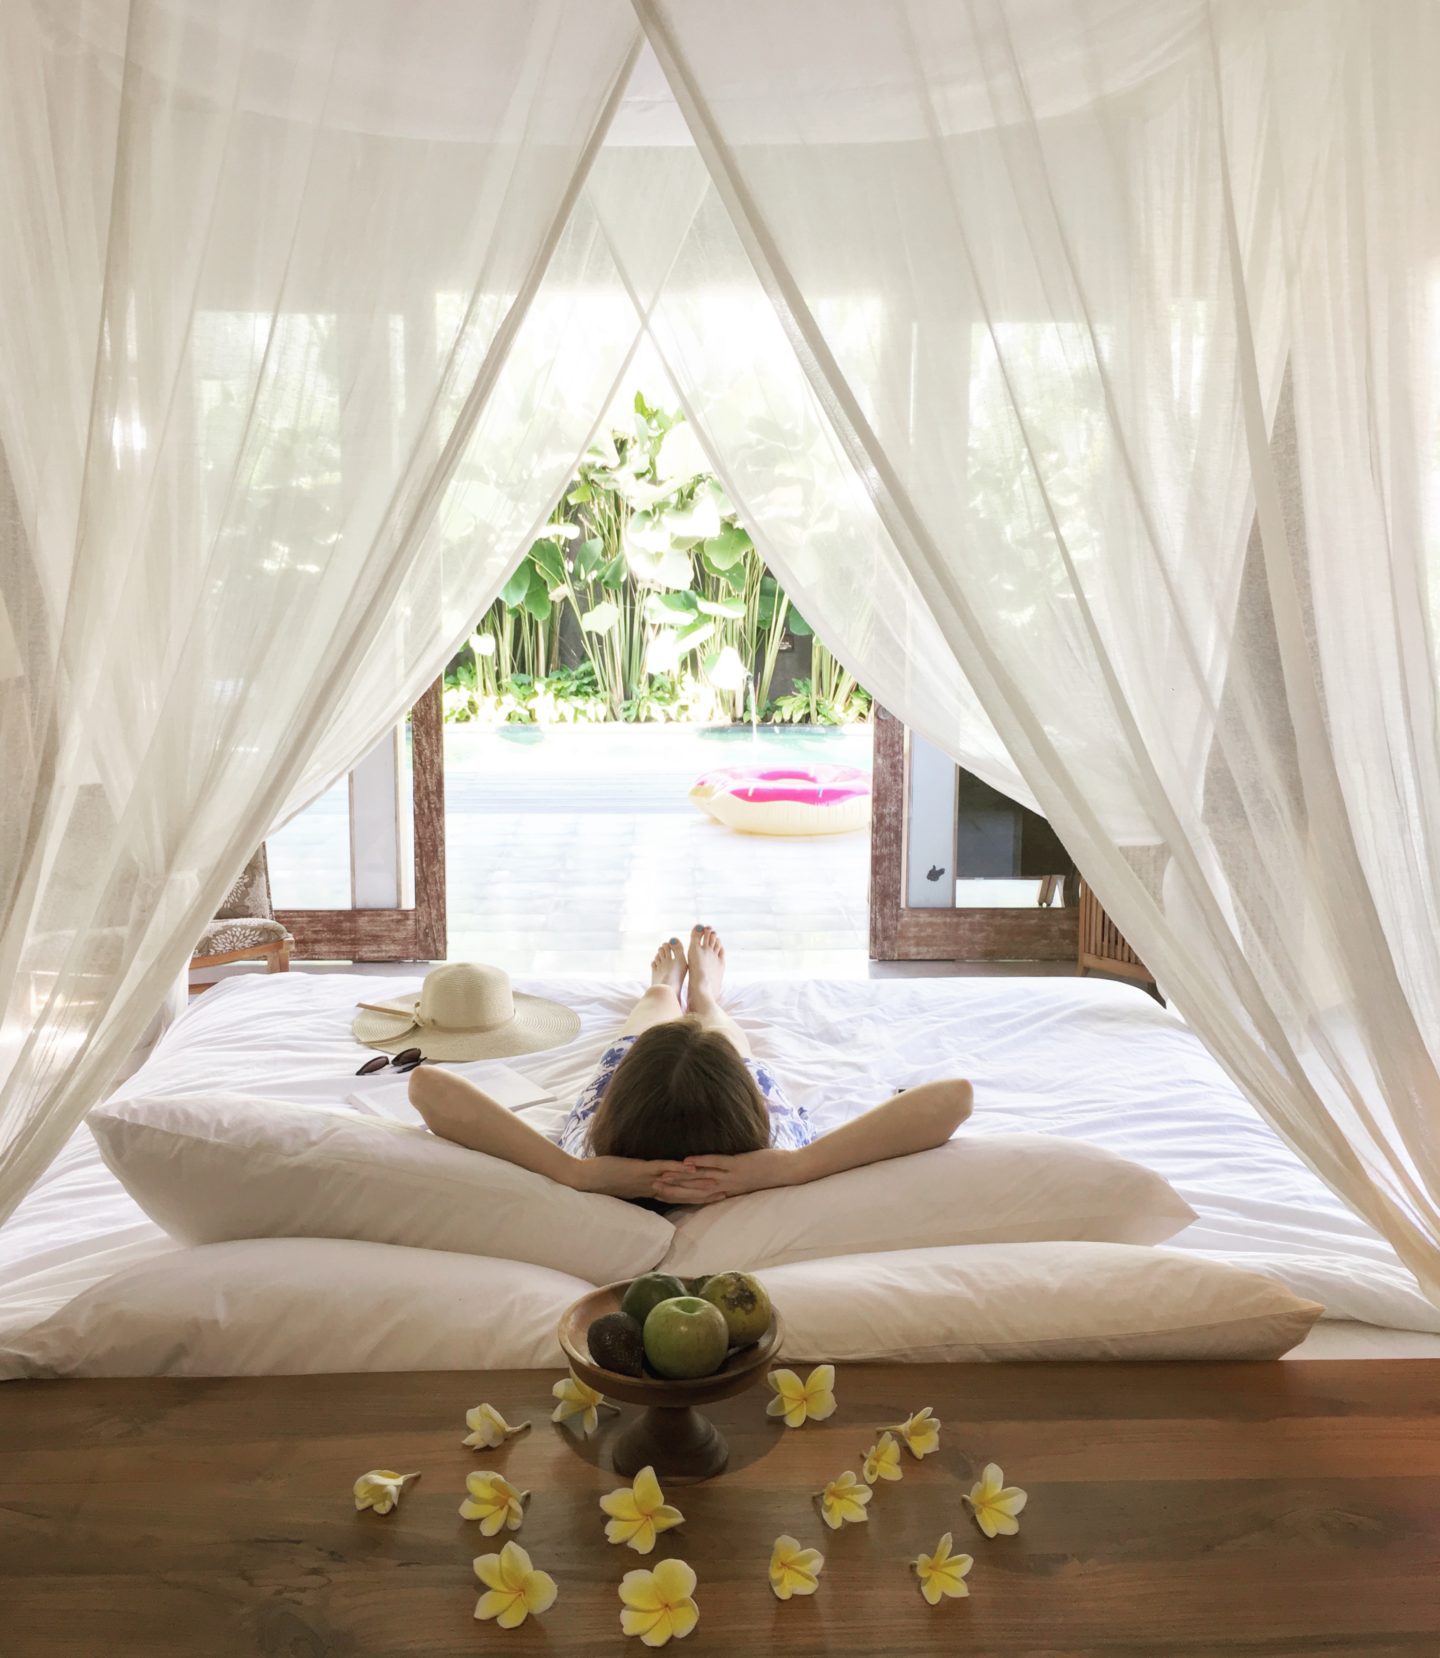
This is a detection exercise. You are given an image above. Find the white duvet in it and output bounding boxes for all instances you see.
[2,969,1438,1346]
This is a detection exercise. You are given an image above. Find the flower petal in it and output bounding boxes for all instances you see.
[633,1465,665,1512]
[652,1558,697,1602]
[651,1504,684,1535]
[602,1490,643,1522]
[474,1589,513,1623]
[495,1592,530,1629]
[621,1606,664,1638]
[474,1554,510,1593]
[667,1598,699,1640]
[619,1570,663,1612]
[523,1569,559,1615]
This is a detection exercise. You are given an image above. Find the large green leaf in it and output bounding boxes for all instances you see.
[499,564,531,609]
[522,566,552,622]
[530,538,566,588]
[676,617,715,648]
[696,595,746,619]
[701,525,753,569]
[573,536,605,581]
[580,600,620,635]
[644,590,698,626]
[787,607,814,636]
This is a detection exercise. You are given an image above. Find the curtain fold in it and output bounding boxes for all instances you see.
[636,0,1440,1302]
[0,0,642,1223]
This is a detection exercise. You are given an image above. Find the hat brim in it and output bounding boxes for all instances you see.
[351,991,581,1059]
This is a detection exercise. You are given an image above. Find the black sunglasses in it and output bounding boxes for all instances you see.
[355,1046,425,1076]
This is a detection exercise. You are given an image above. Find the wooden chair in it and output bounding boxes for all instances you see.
[1077,877,1160,999]
[190,844,293,992]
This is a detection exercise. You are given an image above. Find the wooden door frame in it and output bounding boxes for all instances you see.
[868,707,1077,962]
[276,678,447,962]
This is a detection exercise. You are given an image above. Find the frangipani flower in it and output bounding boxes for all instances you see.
[464,1403,531,1450]
[459,1470,527,1536]
[862,1432,903,1485]
[914,1532,973,1605]
[473,1540,557,1629]
[601,1464,685,1554]
[769,1534,825,1600]
[964,1462,1029,1538]
[882,1406,941,1460]
[552,1372,612,1438]
[352,1469,419,1514]
[619,1557,699,1646]
[817,1470,872,1530]
[766,1365,837,1428]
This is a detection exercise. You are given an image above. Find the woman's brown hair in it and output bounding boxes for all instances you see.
[588,1016,771,1161]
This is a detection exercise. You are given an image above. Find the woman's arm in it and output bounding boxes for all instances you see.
[651,1078,974,1205]
[408,1067,685,1200]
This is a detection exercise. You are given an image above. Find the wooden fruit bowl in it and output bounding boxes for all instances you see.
[558,1282,782,1484]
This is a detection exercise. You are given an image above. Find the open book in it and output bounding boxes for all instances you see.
[347,1059,555,1125]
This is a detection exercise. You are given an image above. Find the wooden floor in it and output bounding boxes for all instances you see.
[4,1361,1439,1656]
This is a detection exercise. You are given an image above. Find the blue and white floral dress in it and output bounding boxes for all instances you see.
[558,1035,814,1158]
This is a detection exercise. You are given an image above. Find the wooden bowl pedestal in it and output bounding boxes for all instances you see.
[558,1283,783,1486]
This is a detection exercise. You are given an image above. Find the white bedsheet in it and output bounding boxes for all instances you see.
[3,969,1438,1345]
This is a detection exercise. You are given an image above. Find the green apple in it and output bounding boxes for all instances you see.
[642,1296,730,1380]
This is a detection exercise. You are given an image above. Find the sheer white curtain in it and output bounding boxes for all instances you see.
[0,0,642,1222]
[637,0,1440,1302]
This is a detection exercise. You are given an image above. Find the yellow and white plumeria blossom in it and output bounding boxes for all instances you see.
[882,1406,941,1460]
[817,1470,872,1530]
[862,1432,904,1485]
[459,1470,527,1536]
[619,1557,700,1646]
[473,1540,558,1630]
[552,1372,613,1438]
[765,1365,837,1428]
[463,1403,531,1451]
[769,1534,825,1600]
[964,1462,1029,1538]
[600,1464,685,1555]
[352,1469,419,1514]
[914,1532,973,1605]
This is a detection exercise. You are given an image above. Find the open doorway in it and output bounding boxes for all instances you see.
[268,355,877,976]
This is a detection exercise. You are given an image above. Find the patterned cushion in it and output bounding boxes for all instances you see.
[193,918,289,958]
[215,846,275,921]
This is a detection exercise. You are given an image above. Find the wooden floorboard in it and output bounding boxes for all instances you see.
[3,1361,1439,1655]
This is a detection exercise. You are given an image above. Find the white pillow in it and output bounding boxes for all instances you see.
[660,1133,1195,1275]
[758,1242,1323,1362]
[2,1239,586,1378]
[89,1092,672,1282]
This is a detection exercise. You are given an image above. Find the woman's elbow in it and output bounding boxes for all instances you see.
[928,1078,973,1142]
[408,1066,447,1132]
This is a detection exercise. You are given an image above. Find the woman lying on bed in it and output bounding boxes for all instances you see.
[410,925,973,1206]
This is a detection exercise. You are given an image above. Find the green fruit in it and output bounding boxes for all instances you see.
[587,1311,646,1378]
[642,1296,730,1380]
[621,1272,688,1328]
[684,1276,712,1296]
[699,1270,772,1348]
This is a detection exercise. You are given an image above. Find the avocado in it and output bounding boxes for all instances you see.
[587,1310,646,1377]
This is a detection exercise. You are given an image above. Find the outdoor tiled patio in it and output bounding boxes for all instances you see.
[269,723,875,980]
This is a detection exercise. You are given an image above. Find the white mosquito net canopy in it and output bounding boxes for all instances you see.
[3,0,1440,1311]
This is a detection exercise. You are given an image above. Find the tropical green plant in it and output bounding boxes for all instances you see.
[445,392,870,726]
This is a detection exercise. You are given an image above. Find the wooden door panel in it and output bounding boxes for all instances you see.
[276,678,446,962]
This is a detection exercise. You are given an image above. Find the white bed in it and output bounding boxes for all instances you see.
[3,970,1439,1362]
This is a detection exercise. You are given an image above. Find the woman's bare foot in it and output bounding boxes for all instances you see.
[651,937,688,996]
[686,924,726,1008]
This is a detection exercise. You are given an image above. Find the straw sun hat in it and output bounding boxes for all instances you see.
[352,962,580,1060]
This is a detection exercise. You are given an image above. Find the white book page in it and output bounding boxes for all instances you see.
[347,1059,555,1124]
